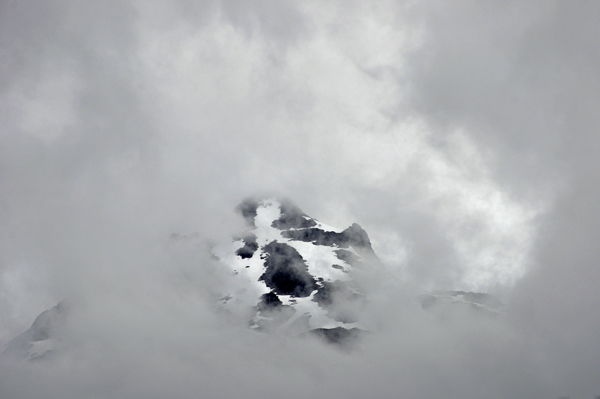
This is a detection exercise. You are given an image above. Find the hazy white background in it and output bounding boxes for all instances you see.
[1,1,599,398]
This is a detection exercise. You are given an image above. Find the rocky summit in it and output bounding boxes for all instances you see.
[212,198,380,343]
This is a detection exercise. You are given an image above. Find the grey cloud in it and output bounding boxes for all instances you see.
[1,1,600,398]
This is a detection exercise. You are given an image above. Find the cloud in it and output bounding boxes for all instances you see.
[1,0,600,398]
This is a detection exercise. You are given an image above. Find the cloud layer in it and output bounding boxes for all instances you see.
[1,1,600,398]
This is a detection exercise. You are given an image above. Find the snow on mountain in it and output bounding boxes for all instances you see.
[212,198,380,342]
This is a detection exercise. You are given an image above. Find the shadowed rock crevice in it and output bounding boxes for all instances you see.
[259,241,317,297]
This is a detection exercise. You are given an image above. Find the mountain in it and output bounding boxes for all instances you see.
[3,197,503,358]
[212,197,383,343]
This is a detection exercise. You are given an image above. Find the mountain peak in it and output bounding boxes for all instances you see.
[216,197,375,340]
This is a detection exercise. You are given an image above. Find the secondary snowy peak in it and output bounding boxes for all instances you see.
[214,198,377,339]
[417,291,505,316]
[2,302,68,361]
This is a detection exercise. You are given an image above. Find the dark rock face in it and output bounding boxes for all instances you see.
[236,233,259,259]
[334,249,366,268]
[259,242,317,297]
[282,223,375,256]
[254,292,296,332]
[282,228,344,247]
[271,198,317,230]
[342,223,374,251]
[257,292,283,310]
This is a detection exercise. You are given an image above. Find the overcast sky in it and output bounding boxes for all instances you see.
[1,1,600,398]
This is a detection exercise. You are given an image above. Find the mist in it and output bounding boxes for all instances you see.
[1,1,599,398]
